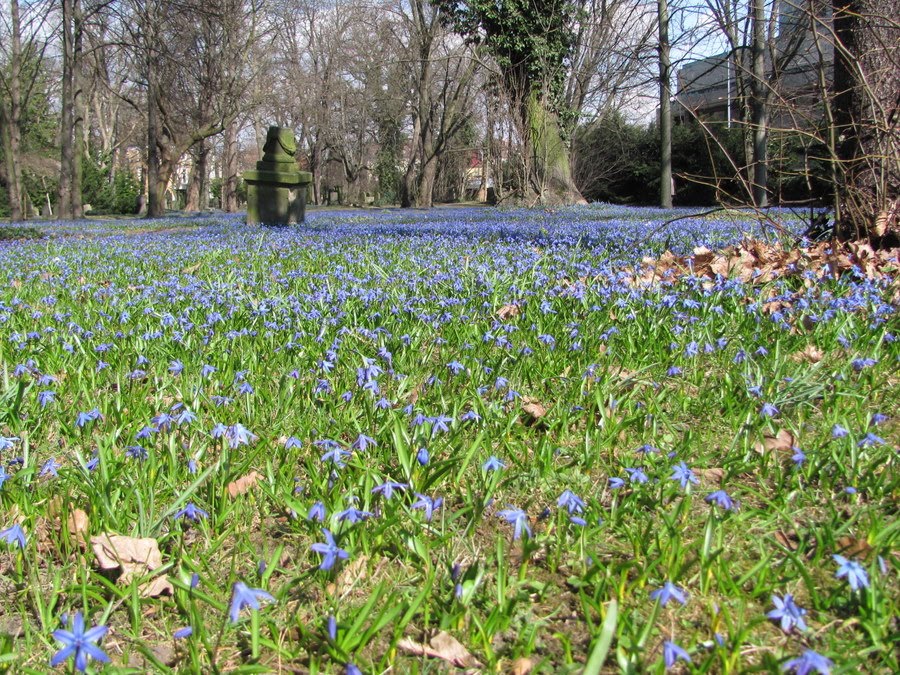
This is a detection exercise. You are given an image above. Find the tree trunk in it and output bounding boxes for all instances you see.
[184,140,208,211]
[2,0,24,221]
[417,153,439,208]
[222,119,239,212]
[71,0,84,218]
[58,0,75,219]
[658,0,672,208]
[525,90,584,205]
[832,0,900,244]
[749,0,768,207]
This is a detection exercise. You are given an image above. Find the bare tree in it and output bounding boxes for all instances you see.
[57,0,86,219]
[117,0,262,217]
[1,0,52,220]
[832,0,899,242]
[659,0,673,207]
[399,0,478,208]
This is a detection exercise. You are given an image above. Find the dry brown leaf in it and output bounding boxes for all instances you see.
[90,533,173,597]
[836,536,873,561]
[696,468,725,484]
[774,530,800,551]
[521,399,547,420]
[67,509,91,547]
[497,304,520,320]
[327,555,369,597]
[791,344,824,363]
[181,262,203,274]
[398,631,482,669]
[511,657,534,674]
[227,471,262,498]
[755,429,796,454]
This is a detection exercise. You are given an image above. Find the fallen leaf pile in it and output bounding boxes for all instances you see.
[630,239,899,286]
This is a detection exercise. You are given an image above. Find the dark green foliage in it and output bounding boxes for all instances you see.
[80,152,141,215]
[0,54,58,218]
[0,224,43,240]
[575,117,837,206]
[769,131,834,204]
[436,0,581,116]
[211,177,246,209]
[375,117,403,205]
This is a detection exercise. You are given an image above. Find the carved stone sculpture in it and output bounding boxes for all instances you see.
[243,127,312,225]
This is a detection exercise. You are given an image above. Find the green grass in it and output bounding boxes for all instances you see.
[0,208,896,673]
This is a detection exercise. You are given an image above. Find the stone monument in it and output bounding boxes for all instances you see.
[243,127,312,225]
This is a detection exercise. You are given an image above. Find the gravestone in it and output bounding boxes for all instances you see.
[243,127,312,225]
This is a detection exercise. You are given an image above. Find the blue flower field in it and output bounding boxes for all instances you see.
[0,206,896,673]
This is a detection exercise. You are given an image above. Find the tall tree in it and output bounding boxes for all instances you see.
[832,0,899,243]
[58,0,85,219]
[2,0,54,220]
[1,0,25,219]
[399,0,478,208]
[749,0,767,207]
[124,0,261,217]
[658,0,673,207]
[436,0,586,204]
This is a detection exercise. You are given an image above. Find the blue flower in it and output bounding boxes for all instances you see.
[833,554,869,590]
[173,626,193,639]
[321,446,351,468]
[625,467,648,484]
[851,357,877,371]
[372,481,407,500]
[608,477,625,489]
[759,402,779,417]
[497,507,531,540]
[0,524,26,549]
[705,490,736,510]
[337,505,373,524]
[650,581,688,607]
[416,447,430,466]
[663,640,691,668]
[173,503,209,522]
[767,594,807,633]
[229,582,275,623]
[782,649,832,674]
[50,611,110,672]
[412,494,443,521]
[224,423,257,449]
[310,529,349,570]
[351,434,376,452]
[557,489,585,514]
[482,456,506,471]
[40,457,62,478]
[857,432,884,447]
[669,462,698,489]
[428,415,453,436]
[307,501,326,522]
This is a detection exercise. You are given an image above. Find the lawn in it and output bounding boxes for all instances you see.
[0,205,896,674]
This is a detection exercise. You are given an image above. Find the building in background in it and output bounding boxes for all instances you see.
[673,0,833,126]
